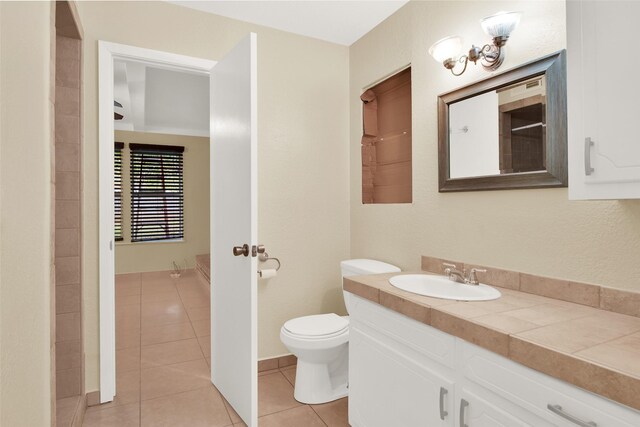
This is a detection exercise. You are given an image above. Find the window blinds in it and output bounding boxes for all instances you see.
[114,142,124,241]
[130,143,184,242]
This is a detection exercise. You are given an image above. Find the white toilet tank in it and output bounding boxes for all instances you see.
[340,259,401,313]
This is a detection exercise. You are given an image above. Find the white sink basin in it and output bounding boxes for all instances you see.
[389,274,501,301]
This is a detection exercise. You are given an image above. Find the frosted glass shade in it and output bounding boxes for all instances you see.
[481,11,521,38]
[429,36,463,63]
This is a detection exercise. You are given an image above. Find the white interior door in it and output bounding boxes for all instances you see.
[210,33,258,426]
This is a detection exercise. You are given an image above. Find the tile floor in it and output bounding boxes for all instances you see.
[82,269,348,426]
[57,395,81,426]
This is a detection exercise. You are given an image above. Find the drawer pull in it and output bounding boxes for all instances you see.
[439,387,448,420]
[547,404,597,427]
[459,399,469,427]
[584,137,595,175]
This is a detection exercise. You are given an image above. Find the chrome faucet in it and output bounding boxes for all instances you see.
[442,263,487,286]
[443,263,466,284]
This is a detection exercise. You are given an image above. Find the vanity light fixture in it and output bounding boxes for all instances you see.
[429,11,522,76]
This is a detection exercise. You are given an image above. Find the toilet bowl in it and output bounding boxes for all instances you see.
[280,259,401,404]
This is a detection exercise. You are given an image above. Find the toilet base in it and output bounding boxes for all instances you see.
[293,356,348,404]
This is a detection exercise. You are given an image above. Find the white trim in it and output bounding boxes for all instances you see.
[98,40,215,403]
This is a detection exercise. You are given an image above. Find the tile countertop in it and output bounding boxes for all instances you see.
[344,272,640,412]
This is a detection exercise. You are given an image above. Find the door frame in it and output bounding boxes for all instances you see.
[98,41,215,403]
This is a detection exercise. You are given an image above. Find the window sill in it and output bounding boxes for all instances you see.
[115,238,185,246]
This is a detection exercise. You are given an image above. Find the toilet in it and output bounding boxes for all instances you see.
[280,259,401,404]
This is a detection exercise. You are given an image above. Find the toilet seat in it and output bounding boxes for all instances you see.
[283,313,348,339]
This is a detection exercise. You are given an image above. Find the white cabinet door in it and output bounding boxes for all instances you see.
[568,1,640,199]
[349,325,454,427]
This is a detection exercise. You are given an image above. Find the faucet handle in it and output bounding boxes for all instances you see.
[442,262,456,275]
[467,268,487,285]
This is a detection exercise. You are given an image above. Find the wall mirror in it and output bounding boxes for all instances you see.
[438,50,566,192]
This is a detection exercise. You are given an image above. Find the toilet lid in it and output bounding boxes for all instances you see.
[284,313,348,337]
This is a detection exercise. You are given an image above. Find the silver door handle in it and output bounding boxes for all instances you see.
[251,244,265,257]
[459,399,469,427]
[547,404,597,427]
[439,387,448,420]
[232,244,249,257]
[584,137,595,175]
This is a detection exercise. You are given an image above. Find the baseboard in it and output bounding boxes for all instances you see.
[85,390,101,407]
[258,354,297,372]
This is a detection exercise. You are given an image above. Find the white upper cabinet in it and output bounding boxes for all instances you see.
[568,1,640,199]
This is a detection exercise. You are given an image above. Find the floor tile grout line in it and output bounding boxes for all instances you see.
[175,276,206,360]
[177,273,232,424]
[257,403,320,421]
[139,382,214,403]
[308,404,330,427]
[139,380,212,403]
[140,335,199,349]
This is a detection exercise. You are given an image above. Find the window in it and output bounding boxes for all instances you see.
[360,67,412,204]
[114,142,124,241]
[130,144,184,242]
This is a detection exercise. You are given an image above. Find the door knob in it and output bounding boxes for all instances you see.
[252,245,266,257]
[233,244,250,257]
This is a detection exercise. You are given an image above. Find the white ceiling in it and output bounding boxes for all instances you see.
[114,60,210,137]
[167,0,408,46]
[114,1,407,135]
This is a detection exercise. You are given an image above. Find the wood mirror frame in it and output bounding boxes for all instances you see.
[438,50,567,192]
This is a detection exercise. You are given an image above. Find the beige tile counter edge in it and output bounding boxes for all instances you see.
[344,272,640,412]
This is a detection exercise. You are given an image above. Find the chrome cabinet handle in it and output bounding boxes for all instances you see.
[459,399,469,427]
[585,137,595,175]
[439,387,448,420]
[547,404,597,427]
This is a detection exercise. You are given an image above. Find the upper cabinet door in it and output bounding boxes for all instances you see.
[568,1,640,199]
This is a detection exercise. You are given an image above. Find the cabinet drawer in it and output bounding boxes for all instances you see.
[457,382,554,427]
[349,293,456,369]
[459,340,640,427]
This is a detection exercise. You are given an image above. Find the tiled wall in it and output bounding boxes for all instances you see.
[55,34,83,400]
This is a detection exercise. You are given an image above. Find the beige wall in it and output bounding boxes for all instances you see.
[350,1,640,291]
[0,2,53,425]
[77,1,350,393]
[114,131,210,274]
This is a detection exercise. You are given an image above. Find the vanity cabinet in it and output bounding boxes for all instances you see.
[348,293,640,427]
[567,1,640,199]
[350,327,454,426]
[349,291,456,427]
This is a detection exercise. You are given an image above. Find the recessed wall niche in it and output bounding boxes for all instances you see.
[360,67,412,204]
